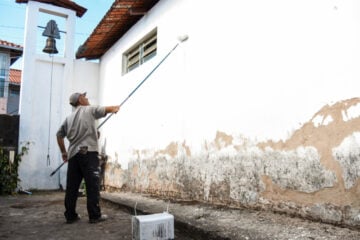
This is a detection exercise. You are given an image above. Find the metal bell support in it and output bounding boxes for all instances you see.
[42,20,60,54]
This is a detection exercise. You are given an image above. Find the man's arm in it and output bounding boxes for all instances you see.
[56,136,68,162]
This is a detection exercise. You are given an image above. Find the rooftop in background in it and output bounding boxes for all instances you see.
[0,39,23,65]
[9,69,22,85]
[15,0,87,17]
[76,0,159,60]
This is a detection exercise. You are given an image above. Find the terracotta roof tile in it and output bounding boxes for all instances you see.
[76,0,159,60]
[9,69,22,85]
[0,39,23,65]
[0,40,23,50]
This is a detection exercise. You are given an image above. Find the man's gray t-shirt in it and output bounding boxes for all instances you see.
[56,106,106,159]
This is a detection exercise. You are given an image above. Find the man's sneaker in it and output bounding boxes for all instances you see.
[66,215,81,224]
[89,214,108,224]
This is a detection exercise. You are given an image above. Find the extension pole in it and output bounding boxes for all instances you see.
[50,161,65,176]
[50,35,189,177]
[97,35,188,129]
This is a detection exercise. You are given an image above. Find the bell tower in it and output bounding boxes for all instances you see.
[16,0,86,190]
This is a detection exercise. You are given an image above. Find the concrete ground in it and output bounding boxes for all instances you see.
[102,191,360,240]
[1,190,360,239]
[0,191,193,240]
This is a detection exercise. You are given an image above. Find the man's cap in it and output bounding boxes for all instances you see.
[69,92,86,106]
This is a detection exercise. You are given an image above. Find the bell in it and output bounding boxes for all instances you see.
[43,37,58,54]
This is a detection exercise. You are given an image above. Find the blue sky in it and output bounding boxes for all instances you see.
[0,0,114,69]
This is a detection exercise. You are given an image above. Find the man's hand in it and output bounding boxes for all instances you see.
[105,105,120,114]
[114,105,120,113]
[61,152,68,162]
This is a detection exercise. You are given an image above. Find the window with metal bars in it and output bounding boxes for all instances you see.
[124,30,157,74]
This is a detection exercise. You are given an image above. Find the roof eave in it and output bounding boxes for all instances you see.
[75,0,159,60]
[16,0,87,17]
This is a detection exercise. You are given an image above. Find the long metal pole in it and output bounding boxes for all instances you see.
[50,38,187,177]
[50,161,65,176]
[97,42,180,129]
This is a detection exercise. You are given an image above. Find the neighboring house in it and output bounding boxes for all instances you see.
[0,40,23,114]
[8,69,22,115]
[17,0,360,228]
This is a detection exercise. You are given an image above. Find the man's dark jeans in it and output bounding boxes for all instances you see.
[64,151,101,221]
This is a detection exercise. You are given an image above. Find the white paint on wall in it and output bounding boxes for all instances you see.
[72,60,100,106]
[312,115,323,128]
[97,0,360,170]
[312,114,333,127]
[94,0,360,226]
[343,103,360,121]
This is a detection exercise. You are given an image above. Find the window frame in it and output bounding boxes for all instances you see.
[123,29,157,74]
[0,52,10,98]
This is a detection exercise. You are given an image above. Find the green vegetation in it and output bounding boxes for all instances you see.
[0,143,29,195]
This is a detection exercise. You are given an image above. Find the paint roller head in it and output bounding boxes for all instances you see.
[177,35,189,43]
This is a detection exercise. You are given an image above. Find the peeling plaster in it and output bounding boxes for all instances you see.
[312,114,333,127]
[156,142,178,158]
[262,147,336,193]
[105,98,360,226]
[333,132,360,189]
[214,131,233,150]
[258,98,360,205]
[343,102,360,121]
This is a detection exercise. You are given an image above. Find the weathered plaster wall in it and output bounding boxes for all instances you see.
[104,98,360,226]
[99,0,360,227]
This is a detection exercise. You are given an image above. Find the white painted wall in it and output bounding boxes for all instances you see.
[97,0,360,169]
[18,1,100,190]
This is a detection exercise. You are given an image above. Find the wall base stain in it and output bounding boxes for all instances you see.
[104,98,360,227]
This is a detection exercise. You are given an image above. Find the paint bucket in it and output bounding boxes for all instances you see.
[132,212,174,240]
